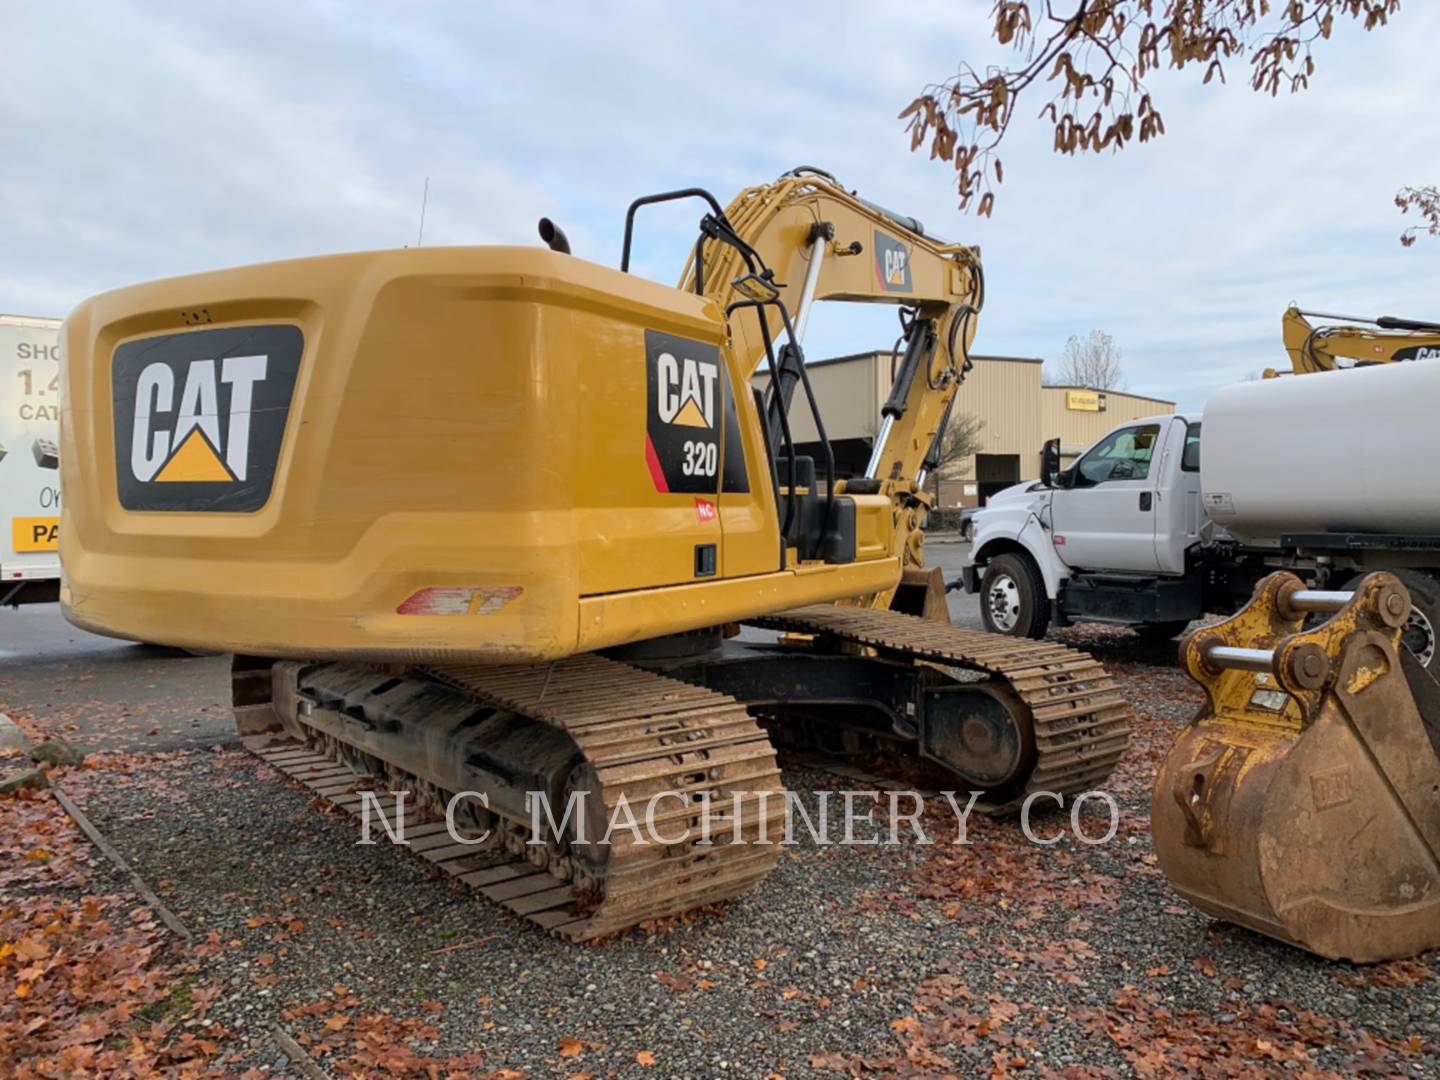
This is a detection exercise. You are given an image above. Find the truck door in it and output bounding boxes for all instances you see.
[1050,421,1163,573]
[1153,420,1202,575]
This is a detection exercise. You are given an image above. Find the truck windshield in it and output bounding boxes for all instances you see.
[1074,423,1161,485]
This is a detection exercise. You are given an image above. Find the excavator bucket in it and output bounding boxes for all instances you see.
[1152,571,1440,963]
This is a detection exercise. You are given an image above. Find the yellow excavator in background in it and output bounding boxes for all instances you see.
[1270,303,1440,376]
[58,169,1129,939]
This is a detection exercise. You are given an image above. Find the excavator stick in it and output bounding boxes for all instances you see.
[1152,571,1440,962]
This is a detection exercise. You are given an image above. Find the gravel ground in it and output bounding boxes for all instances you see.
[12,619,1440,1077]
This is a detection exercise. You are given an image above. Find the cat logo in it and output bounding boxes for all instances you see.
[131,356,268,483]
[655,351,717,429]
[1395,345,1440,362]
[643,328,750,497]
[111,324,303,512]
[883,248,907,286]
[872,230,913,293]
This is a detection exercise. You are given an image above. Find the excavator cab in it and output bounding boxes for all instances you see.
[1153,570,1440,962]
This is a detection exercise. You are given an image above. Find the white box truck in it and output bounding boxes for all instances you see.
[961,359,1440,677]
[1,314,63,606]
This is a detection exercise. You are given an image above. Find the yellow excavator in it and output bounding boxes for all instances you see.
[1270,303,1440,376]
[59,169,1129,939]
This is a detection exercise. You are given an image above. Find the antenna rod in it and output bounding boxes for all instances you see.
[416,176,430,247]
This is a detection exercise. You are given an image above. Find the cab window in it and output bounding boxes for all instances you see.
[1074,424,1161,486]
[1182,422,1201,472]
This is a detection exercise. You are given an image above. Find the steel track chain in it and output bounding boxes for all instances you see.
[257,655,783,940]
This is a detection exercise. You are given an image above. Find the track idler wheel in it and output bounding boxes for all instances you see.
[920,681,1036,798]
[1153,572,1440,962]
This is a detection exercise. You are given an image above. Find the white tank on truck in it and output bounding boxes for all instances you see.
[1201,360,1440,543]
[1,314,63,606]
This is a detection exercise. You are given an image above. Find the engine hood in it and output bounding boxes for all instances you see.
[983,480,1046,508]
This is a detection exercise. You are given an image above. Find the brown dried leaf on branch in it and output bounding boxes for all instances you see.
[901,1,1401,215]
[1396,185,1440,246]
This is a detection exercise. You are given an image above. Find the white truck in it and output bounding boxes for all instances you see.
[1,315,63,606]
[960,358,1440,674]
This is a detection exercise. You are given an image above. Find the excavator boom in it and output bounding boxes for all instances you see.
[1275,304,1440,375]
[688,168,980,490]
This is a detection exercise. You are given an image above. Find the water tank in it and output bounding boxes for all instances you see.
[1201,360,1440,543]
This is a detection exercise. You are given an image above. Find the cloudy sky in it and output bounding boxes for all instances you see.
[4,1,1437,410]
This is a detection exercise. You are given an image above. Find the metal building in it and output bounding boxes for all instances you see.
[757,351,1175,507]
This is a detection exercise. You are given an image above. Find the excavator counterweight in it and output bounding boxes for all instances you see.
[1153,571,1440,962]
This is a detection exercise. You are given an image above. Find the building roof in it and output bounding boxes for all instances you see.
[973,354,1045,365]
[806,351,1175,406]
[801,350,887,369]
[803,349,1174,404]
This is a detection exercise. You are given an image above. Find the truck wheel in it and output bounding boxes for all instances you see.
[980,553,1050,639]
[1382,571,1439,672]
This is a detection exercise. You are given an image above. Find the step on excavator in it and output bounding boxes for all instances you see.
[59,169,1129,938]
[1154,571,1440,962]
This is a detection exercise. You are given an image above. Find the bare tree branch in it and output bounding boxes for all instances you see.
[902,1,1401,217]
[1046,330,1126,389]
[930,413,987,496]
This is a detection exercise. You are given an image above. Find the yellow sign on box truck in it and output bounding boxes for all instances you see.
[12,516,59,552]
[1,314,62,605]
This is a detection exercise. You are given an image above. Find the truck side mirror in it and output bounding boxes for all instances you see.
[1041,437,1061,487]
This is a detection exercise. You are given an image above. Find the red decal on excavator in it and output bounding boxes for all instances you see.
[644,433,669,493]
[695,498,717,524]
[397,585,523,615]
